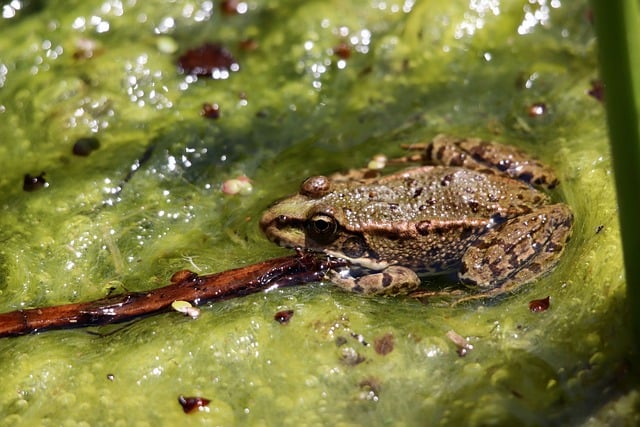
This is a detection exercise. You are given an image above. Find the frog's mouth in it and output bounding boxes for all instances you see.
[259,212,306,248]
[322,248,391,272]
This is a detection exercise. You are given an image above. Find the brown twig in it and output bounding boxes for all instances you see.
[0,250,340,338]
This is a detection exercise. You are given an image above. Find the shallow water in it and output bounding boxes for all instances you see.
[0,1,636,425]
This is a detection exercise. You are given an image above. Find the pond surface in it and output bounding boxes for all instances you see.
[0,0,636,425]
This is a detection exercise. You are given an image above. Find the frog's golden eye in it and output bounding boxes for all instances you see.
[305,214,338,244]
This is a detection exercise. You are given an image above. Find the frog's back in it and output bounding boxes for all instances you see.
[329,166,548,231]
[315,167,548,274]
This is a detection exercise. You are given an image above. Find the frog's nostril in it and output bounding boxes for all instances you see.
[276,215,289,226]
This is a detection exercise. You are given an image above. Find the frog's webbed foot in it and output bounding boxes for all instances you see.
[411,285,517,307]
[328,266,421,296]
[409,287,472,306]
[459,203,573,294]
[400,134,559,189]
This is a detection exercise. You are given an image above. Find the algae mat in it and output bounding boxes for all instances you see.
[0,1,636,425]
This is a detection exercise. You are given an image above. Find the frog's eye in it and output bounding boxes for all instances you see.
[305,214,338,244]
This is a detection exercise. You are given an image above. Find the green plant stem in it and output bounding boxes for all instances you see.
[590,0,640,341]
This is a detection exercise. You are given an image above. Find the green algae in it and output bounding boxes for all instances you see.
[0,0,636,425]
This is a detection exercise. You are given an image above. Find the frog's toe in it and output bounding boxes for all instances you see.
[459,204,572,292]
[328,266,420,296]
[423,135,560,189]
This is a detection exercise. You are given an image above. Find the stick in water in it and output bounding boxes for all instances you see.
[0,250,341,338]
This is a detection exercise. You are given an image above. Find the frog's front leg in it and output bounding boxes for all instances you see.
[328,265,421,296]
[404,134,559,189]
[459,203,573,295]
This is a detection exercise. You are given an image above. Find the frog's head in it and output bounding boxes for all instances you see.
[260,175,344,252]
[260,175,398,271]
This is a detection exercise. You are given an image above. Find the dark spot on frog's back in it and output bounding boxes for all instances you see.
[342,207,354,218]
[416,220,432,235]
[403,176,416,186]
[440,173,454,186]
[418,198,437,211]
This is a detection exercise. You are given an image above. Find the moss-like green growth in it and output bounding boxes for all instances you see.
[0,1,635,425]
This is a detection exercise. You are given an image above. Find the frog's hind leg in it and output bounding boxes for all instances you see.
[458,203,573,295]
[401,134,559,189]
[328,266,421,296]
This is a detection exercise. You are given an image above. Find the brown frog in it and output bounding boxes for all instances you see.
[260,135,573,299]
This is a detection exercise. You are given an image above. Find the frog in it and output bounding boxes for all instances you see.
[259,134,573,300]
